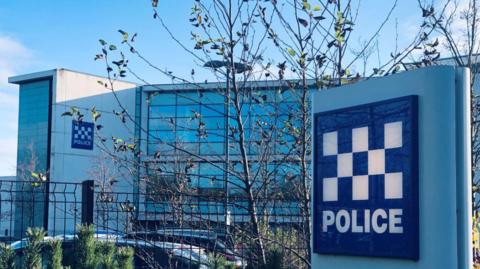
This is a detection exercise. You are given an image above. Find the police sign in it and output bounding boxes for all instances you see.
[71,120,94,150]
[313,95,419,260]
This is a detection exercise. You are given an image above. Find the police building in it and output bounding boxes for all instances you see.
[8,68,309,237]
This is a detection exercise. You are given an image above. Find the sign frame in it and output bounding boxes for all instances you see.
[313,95,419,260]
[71,120,94,150]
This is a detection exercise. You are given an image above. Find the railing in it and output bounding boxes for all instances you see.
[0,179,310,268]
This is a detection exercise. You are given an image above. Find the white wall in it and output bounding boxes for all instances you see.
[48,69,138,234]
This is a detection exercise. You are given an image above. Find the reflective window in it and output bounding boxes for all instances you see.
[16,79,51,235]
[150,106,176,118]
[146,88,311,199]
[150,93,176,105]
[177,104,199,118]
[201,104,225,117]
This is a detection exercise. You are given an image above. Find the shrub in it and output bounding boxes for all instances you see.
[264,248,284,269]
[74,224,135,269]
[95,242,116,269]
[116,247,134,269]
[48,239,63,269]
[74,224,96,269]
[207,253,236,269]
[0,243,16,269]
[23,227,46,269]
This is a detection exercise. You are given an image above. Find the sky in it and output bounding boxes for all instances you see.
[0,0,431,176]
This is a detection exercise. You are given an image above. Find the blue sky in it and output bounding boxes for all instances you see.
[0,0,425,176]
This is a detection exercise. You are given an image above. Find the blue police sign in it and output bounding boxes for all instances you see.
[71,120,94,150]
[313,95,419,260]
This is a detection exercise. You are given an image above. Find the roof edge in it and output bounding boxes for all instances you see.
[8,69,57,84]
[8,68,138,86]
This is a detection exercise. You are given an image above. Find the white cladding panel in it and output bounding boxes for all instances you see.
[48,70,137,234]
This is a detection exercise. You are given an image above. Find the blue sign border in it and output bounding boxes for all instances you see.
[313,95,419,260]
[71,120,94,150]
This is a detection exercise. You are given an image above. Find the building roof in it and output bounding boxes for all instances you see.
[8,68,138,86]
[8,69,57,84]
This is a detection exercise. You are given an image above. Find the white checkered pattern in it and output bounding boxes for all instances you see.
[73,125,93,141]
[322,121,403,202]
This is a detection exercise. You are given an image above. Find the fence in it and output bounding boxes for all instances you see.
[0,179,310,268]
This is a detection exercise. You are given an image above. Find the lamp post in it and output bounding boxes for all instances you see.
[203,60,251,238]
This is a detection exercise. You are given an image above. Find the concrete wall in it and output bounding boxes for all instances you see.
[48,69,138,235]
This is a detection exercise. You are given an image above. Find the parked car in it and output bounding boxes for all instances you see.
[127,229,245,268]
[10,232,210,269]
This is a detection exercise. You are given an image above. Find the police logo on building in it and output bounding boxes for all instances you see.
[71,120,94,150]
[313,96,418,260]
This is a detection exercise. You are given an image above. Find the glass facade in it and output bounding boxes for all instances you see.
[146,87,310,202]
[15,79,52,237]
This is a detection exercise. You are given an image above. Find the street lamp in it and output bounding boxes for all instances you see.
[203,60,252,238]
[203,60,252,73]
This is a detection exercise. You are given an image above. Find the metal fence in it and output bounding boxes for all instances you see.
[0,180,310,268]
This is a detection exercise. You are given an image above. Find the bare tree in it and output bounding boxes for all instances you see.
[414,0,480,212]
[65,0,446,268]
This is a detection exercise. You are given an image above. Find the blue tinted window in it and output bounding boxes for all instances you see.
[203,130,225,142]
[177,104,199,118]
[150,106,176,118]
[203,117,225,129]
[16,79,51,233]
[177,130,198,143]
[149,118,173,130]
[176,117,200,130]
[150,130,176,142]
[201,92,224,104]
[201,104,225,116]
[150,93,176,105]
[200,143,224,155]
[177,92,200,104]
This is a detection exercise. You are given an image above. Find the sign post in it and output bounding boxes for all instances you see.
[312,66,472,269]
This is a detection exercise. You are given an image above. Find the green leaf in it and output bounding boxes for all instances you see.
[127,144,136,151]
[92,111,101,122]
[61,111,73,117]
[31,172,39,179]
[113,137,124,144]
[287,48,296,56]
[314,5,321,11]
[118,30,129,42]
[109,45,117,51]
[99,39,107,46]
[303,1,311,10]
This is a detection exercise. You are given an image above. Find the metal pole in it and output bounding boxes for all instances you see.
[81,180,94,225]
[224,68,230,236]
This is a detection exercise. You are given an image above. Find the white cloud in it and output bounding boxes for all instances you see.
[0,35,32,90]
[0,35,33,176]
[438,0,472,55]
[0,137,17,176]
[396,0,478,60]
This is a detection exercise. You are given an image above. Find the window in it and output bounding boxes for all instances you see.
[176,104,199,118]
[201,104,225,117]
[150,106,176,118]
[177,91,200,104]
[150,93,176,105]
